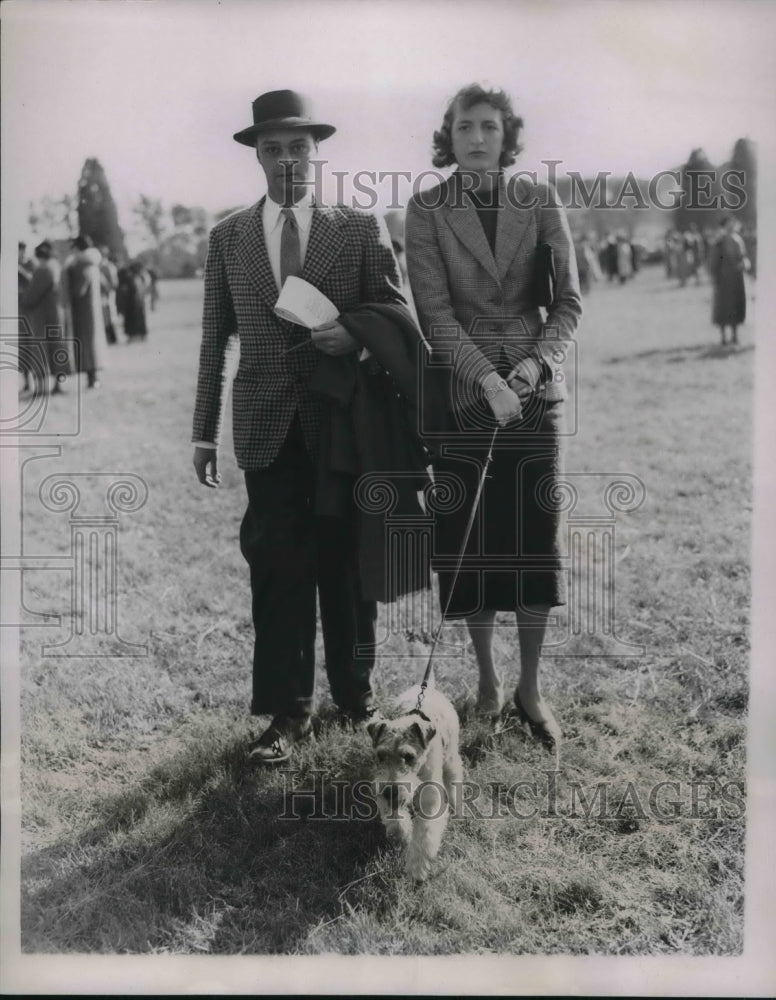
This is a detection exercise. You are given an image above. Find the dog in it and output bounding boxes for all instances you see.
[366,684,464,882]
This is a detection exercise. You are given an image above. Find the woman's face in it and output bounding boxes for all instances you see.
[451,101,505,174]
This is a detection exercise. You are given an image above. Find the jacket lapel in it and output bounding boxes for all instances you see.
[495,176,533,281]
[301,206,346,288]
[236,197,279,306]
[443,176,499,284]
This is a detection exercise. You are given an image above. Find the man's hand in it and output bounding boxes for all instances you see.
[194,447,220,488]
[311,320,358,356]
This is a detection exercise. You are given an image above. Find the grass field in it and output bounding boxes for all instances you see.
[15,263,753,955]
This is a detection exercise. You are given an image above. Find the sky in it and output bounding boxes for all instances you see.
[2,0,776,244]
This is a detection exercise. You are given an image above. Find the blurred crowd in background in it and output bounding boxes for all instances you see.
[568,215,754,346]
[19,143,756,400]
[17,235,158,398]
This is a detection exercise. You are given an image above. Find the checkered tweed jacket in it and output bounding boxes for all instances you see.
[405,172,582,404]
[192,199,404,470]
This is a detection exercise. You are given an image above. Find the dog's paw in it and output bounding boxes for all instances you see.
[407,853,432,882]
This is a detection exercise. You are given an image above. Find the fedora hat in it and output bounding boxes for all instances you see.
[233,89,336,146]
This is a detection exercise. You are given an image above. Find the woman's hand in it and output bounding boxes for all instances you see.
[508,376,535,405]
[486,383,523,426]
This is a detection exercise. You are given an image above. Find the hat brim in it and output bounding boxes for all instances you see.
[233,117,336,146]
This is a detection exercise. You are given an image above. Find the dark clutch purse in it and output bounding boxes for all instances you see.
[532,242,556,308]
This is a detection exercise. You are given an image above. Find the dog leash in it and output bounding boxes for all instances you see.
[413,422,500,717]
[413,362,541,717]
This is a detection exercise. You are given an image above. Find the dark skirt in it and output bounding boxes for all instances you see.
[712,270,746,326]
[432,395,566,618]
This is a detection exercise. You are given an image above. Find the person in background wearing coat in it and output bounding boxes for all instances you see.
[62,235,105,388]
[405,83,582,750]
[146,265,159,312]
[709,215,748,346]
[21,240,72,396]
[99,246,120,345]
[117,260,149,341]
[615,232,633,284]
[192,89,406,764]
[574,233,600,296]
[18,241,36,393]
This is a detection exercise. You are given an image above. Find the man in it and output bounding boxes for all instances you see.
[192,90,405,763]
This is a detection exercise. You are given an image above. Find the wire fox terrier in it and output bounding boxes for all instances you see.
[366,685,464,882]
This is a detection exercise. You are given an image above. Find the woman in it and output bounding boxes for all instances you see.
[405,84,582,749]
[21,240,73,395]
[62,235,105,388]
[709,216,747,345]
[116,261,149,341]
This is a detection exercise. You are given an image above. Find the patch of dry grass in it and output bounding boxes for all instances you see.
[17,266,752,953]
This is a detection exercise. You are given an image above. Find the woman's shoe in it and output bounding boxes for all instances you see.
[475,681,504,717]
[513,689,562,751]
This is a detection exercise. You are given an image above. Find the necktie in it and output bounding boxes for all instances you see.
[280,208,302,286]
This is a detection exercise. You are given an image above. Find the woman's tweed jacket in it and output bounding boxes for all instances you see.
[192,199,405,470]
[405,172,582,406]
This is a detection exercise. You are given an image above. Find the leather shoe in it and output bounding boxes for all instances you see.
[512,689,562,752]
[247,715,312,764]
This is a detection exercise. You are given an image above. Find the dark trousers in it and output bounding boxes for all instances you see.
[239,415,376,718]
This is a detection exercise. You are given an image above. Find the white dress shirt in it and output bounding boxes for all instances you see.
[193,193,316,451]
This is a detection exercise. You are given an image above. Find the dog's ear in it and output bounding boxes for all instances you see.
[366,719,387,746]
[410,719,436,748]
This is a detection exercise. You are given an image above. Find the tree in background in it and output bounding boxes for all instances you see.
[132,194,166,261]
[28,193,79,240]
[674,147,721,233]
[727,137,756,231]
[132,199,210,278]
[77,158,128,260]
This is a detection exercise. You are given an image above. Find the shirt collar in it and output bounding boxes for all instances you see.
[264,191,315,233]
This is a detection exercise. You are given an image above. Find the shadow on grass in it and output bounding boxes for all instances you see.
[606,343,753,366]
[20,723,395,954]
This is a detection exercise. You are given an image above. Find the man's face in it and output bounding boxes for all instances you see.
[451,101,505,174]
[256,129,317,203]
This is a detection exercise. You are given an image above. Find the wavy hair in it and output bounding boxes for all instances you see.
[432,84,524,169]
